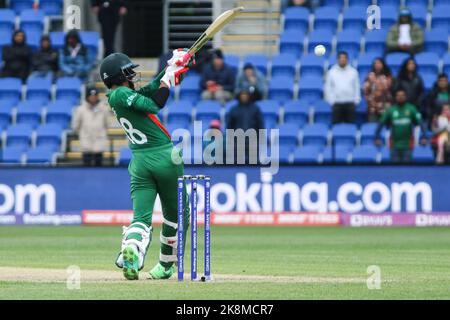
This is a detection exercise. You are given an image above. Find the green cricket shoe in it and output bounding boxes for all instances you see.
[148,263,175,280]
[122,246,139,280]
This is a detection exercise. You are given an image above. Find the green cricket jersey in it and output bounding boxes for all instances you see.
[379,102,422,150]
[106,71,171,150]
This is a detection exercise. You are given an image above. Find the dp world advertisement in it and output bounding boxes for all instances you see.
[0,166,450,227]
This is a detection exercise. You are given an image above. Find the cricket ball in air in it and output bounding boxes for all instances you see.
[314,45,326,56]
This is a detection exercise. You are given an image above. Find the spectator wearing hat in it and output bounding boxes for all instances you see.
[30,35,59,82]
[201,49,235,103]
[235,63,267,101]
[72,86,110,166]
[1,30,32,82]
[386,7,424,55]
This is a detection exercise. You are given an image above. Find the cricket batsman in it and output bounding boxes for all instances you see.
[99,50,193,280]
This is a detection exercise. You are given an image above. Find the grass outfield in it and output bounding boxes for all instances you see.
[0,226,449,299]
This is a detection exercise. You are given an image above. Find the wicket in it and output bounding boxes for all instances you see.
[177,175,212,281]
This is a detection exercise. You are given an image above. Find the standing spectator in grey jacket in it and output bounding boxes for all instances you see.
[235,63,266,101]
[324,51,361,124]
[72,86,110,166]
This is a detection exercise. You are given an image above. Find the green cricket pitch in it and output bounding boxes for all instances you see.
[0,226,449,299]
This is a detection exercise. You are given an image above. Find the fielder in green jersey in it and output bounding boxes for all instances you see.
[99,51,192,280]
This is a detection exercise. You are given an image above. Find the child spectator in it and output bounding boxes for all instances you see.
[201,49,235,103]
[235,63,266,101]
[1,30,32,82]
[431,104,450,164]
[386,8,424,55]
[59,29,93,80]
[425,74,450,123]
[393,58,424,110]
[364,58,393,122]
[375,88,428,163]
[324,51,361,124]
[30,35,58,82]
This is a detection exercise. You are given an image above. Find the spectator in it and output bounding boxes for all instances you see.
[1,30,32,82]
[375,88,428,164]
[59,29,93,79]
[363,58,393,122]
[91,0,127,57]
[324,51,361,124]
[235,63,266,101]
[425,74,450,123]
[201,50,235,103]
[386,8,424,55]
[226,90,265,164]
[282,0,321,10]
[30,35,58,82]
[392,58,424,110]
[72,86,110,166]
[431,104,450,164]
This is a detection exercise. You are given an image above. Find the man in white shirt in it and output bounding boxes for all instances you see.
[386,8,424,54]
[324,51,361,124]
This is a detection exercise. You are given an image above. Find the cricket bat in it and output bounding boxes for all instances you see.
[177,7,245,65]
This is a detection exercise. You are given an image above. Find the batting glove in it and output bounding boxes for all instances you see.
[161,64,189,88]
[167,48,196,68]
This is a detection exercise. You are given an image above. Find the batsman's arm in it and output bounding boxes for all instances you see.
[124,84,169,114]
[137,69,166,98]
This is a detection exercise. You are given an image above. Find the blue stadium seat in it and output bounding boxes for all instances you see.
[380,146,391,163]
[434,0,450,5]
[26,77,52,102]
[323,145,351,163]
[298,75,323,103]
[0,78,22,103]
[0,99,16,131]
[313,100,332,124]
[407,4,427,28]
[332,123,357,147]
[26,146,56,164]
[258,100,280,130]
[364,29,388,56]
[443,53,450,75]
[431,5,450,31]
[359,122,378,145]
[15,100,44,128]
[55,77,82,104]
[224,54,240,75]
[40,0,63,16]
[293,145,321,164]
[416,52,440,78]
[35,124,62,151]
[424,28,449,56]
[342,6,367,34]
[224,99,238,114]
[355,100,367,125]
[268,76,294,103]
[243,54,268,75]
[386,52,410,75]
[351,145,378,163]
[5,124,33,149]
[307,30,333,57]
[279,30,305,58]
[1,146,24,164]
[166,101,193,127]
[49,31,65,50]
[195,101,221,123]
[10,0,34,14]
[271,54,297,78]
[45,100,73,128]
[379,5,398,27]
[336,30,362,59]
[422,74,436,91]
[348,0,372,6]
[313,7,338,32]
[277,123,300,150]
[412,145,435,163]
[302,123,329,147]
[283,100,309,127]
[20,9,45,37]
[0,9,16,34]
[278,146,293,164]
[300,54,325,77]
[322,0,344,9]
[356,53,379,76]
[284,6,309,33]
[80,31,100,56]
[179,75,201,103]
[25,30,41,52]
[118,147,132,165]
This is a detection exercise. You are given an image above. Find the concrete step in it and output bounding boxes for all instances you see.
[222,34,278,42]
[221,44,278,55]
